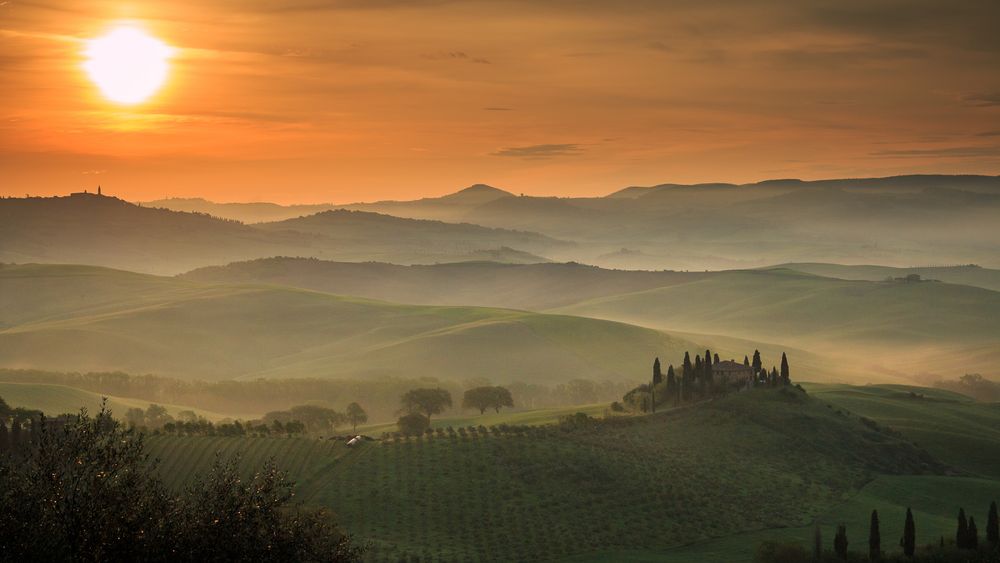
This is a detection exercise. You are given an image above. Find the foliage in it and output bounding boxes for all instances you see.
[396,413,429,436]
[462,386,515,415]
[0,403,362,562]
[400,388,452,419]
[346,402,367,432]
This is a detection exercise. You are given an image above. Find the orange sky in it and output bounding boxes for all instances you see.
[2,0,999,204]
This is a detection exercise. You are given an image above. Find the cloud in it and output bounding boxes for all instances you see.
[424,51,491,64]
[492,144,584,159]
[869,146,1000,158]
[962,92,1000,107]
[761,44,927,69]
[977,130,1000,137]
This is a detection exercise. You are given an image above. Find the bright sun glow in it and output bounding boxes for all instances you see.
[83,25,173,105]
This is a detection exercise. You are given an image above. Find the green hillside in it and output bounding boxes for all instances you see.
[555,269,1000,381]
[0,263,701,383]
[0,382,228,421]
[145,387,948,562]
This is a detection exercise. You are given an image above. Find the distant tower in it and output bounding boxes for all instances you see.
[97,185,102,196]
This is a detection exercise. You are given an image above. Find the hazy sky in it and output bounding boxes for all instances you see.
[2,0,999,203]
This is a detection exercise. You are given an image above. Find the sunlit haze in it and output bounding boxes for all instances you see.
[82,24,173,105]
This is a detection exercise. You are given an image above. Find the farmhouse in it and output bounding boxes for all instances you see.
[713,359,754,384]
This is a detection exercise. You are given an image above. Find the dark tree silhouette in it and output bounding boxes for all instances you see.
[397,413,430,437]
[988,500,999,548]
[704,350,713,387]
[814,523,823,561]
[752,349,762,374]
[780,352,791,385]
[834,524,849,559]
[462,386,514,415]
[869,510,881,560]
[653,357,663,385]
[958,508,969,549]
[968,516,979,550]
[903,507,915,557]
[345,402,367,433]
[713,352,720,364]
[682,352,693,399]
[400,388,453,420]
[666,364,676,399]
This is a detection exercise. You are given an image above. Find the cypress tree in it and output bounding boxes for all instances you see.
[987,500,998,547]
[834,524,849,559]
[781,352,791,385]
[666,365,677,400]
[653,357,663,385]
[682,352,693,402]
[814,523,823,561]
[0,420,8,451]
[752,349,762,374]
[903,507,915,557]
[868,510,881,560]
[743,355,750,367]
[969,517,978,550]
[958,508,969,548]
[713,352,720,364]
[704,350,713,387]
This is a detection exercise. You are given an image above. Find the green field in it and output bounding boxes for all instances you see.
[354,403,610,436]
[0,263,702,384]
[0,381,229,421]
[144,386,956,562]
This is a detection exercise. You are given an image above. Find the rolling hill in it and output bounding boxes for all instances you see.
[555,268,1000,380]
[774,262,1000,292]
[0,263,703,383]
[144,386,959,562]
[0,193,564,274]
[0,381,229,421]
[180,257,703,310]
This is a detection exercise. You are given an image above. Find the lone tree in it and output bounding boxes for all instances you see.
[868,510,881,560]
[903,507,915,557]
[988,500,999,548]
[462,386,514,415]
[345,402,367,433]
[396,413,429,437]
[780,352,791,385]
[958,508,969,549]
[400,388,452,421]
[652,357,663,385]
[833,524,848,559]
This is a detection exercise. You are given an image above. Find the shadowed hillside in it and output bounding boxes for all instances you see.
[0,193,565,274]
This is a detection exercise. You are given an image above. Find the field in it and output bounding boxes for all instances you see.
[353,403,610,436]
[0,381,229,421]
[0,263,702,383]
[144,386,949,562]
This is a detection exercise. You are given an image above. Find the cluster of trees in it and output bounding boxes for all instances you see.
[935,373,1000,402]
[0,368,627,422]
[0,404,362,561]
[624,349,792,412]
[395,386,517,436]
[124,401,370,437]
[758,502,999,562]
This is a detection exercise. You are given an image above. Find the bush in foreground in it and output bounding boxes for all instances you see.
[0,404,362,562]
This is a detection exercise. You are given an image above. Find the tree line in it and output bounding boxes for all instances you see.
[395,385,516,436]
[623,349,792,412]
[0,368,630,422]
[756,502,999,562]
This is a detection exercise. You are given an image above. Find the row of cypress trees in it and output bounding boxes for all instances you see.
[819,501,999,560]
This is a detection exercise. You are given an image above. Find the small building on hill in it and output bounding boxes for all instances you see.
[713,359,754,385]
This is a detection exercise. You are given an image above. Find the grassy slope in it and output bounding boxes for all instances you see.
[353,403,610,436]
[145,387,945,562]
[774,263,1000,292]
[0,382,229,421]
[0,263,702,384]
[555,269,1000,381]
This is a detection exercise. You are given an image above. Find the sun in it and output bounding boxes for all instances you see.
[83,25,174,105]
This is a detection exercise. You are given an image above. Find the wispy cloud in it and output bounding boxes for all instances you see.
[492,144,584,159]
[869,146,1000,158]
[962,92,1000,107]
